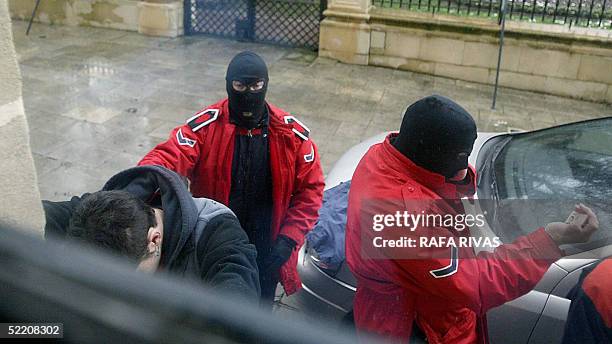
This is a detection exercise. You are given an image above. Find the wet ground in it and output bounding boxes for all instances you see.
[12,21,611,201]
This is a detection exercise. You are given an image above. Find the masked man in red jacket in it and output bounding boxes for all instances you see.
[139,51,325,304]
[345,95,599,343]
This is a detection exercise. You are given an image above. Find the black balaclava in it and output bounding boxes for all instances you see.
[226,51,269,129]
[392,95,477,178]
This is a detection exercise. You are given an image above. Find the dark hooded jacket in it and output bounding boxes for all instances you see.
[43,165,260,299]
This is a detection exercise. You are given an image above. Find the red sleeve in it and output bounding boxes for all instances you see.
[138,124,201,180]
[474,227,564,311]
[278,139,325,247]
[393,227,563,314]
[577,259,612,327]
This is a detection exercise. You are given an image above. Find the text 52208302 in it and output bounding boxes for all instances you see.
[0,323,63,338]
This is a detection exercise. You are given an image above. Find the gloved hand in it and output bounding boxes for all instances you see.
[262,235,297,275]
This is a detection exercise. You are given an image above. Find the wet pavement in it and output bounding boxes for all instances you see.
[12,21,611,200]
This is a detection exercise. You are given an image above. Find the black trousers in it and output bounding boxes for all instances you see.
[259,268,280,307]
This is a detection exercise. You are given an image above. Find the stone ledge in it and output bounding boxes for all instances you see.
[137,0,183,38]
[320,48,369,65]
[319,17,371,65]
[324,8,371,20]
[9,0,139,31]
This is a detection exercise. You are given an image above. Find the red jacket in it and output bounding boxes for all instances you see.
[138,99,325,295]
[345,134,564,343]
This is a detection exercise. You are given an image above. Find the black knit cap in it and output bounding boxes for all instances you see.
[392,95,477,178]
[225,51,269,84]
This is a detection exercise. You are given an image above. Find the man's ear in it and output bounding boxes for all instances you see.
[148,227,162,246]
[150,208,164,247]
[145,228,157,254]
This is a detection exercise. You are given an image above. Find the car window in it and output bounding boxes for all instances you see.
[491,118,612,253]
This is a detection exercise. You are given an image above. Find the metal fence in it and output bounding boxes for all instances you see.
[372,0,612,29]
[185,0,326,49]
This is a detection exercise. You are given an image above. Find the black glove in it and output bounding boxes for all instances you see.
[262,235,297,275]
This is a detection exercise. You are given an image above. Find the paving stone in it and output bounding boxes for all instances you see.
[526,109,558,126]
[101,127,166,157]
[335,120,369,139]
[63,105,122,124]
[37,163,107,201]
[364,123,394,139]
[29,130,71,156]
[148,121,182,140]
[46,142,118,169]
[26,112,80,134]
[32,153,63,176]
[480,113,534,132]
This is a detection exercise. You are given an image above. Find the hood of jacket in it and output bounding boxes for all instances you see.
[102,165,198,269]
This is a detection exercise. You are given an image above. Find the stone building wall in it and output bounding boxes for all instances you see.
[320,7,612,103]
[0,0,45,236]
[9,0,183,37]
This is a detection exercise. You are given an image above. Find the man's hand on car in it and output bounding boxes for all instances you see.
[545,204,599,246]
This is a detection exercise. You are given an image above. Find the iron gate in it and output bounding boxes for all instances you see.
[184,0,326,50]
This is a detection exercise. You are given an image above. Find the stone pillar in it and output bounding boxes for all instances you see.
[0,0,45,237]
[137,0,183,38]
[319,0,372,65]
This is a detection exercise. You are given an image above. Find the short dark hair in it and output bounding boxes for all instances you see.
[67,190,157,262]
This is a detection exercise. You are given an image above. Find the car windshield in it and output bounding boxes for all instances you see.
[490,118,612,254]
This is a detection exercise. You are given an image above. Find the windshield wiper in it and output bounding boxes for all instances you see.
[479,136,512,207]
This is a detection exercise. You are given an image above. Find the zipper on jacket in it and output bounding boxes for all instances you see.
[244,131,253,223]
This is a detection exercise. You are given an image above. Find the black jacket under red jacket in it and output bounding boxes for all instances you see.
[43,166,260,299]
[138,99,325,295]
[562,258,612,344]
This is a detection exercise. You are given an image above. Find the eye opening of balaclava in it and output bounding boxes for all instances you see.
[392,95,478,179]
[226,51,269,129]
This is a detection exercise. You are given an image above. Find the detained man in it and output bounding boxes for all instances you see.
[43,165,260,299]
[345,95,600,344]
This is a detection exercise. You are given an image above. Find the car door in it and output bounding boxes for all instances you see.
[526,259,597,344]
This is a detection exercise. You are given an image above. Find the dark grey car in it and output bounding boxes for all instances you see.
[291,117,612,344]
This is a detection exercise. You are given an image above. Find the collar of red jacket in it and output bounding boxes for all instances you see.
[218,98,294,138]
[382,133,476,199]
